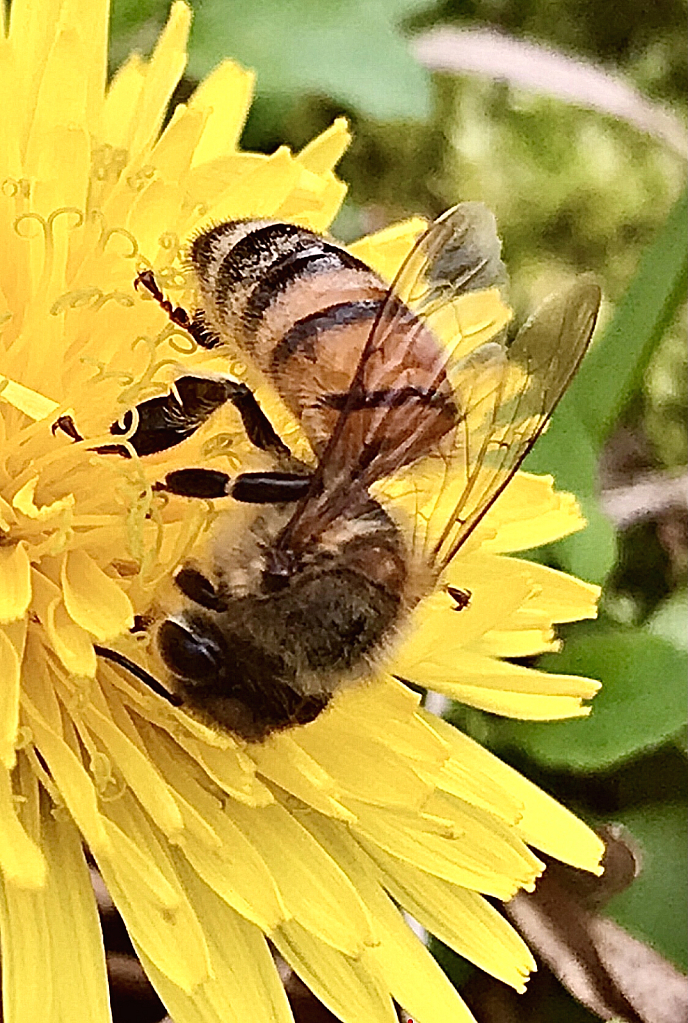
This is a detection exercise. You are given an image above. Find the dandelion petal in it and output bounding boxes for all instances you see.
[61,549,134,642]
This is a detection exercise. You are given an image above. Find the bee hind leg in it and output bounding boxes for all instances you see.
[60,375,290,462]
[113,375,291,460]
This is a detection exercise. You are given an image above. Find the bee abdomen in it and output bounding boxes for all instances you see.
[189,219,455,458]
[191,221,375,339]
[270,298,385,369]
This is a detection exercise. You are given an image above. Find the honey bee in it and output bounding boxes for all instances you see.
[70,204,600,741]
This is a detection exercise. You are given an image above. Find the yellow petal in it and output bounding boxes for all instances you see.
[502,557,601,622]
[0,542,32,623]
[420,712,604,874]
[275,166,347,232]
[297,117,351,175]
[61,548,134,641]
[273,920,396,1023]
[252,733,355,821]
[98,52,145,147]
[128,1,190,159]
[45,597,97,677]
[76,696,184,838]
[166,727,274,807]
[474,473,587,552]
[0,761,46,887]
[348,794,541,901]
[0,621,25,767]
[301,816,478,1022]
[138,859,293,1023]
[0,376,59,420]
[228,799,374,955]
[398,642,599,719]
[427,683,594,720]
[60,0,109,128]
[299,730,436,810]
[138,723,287,932]
[12,477,74,521]
[0,495,16,532]
[198,146,301,224]
[189,59,256,165]
[375,849,535,991]
[0,810,110,1023]
[21,690,111,854]
[98,794,212,991]
[24,23,91,214]
[150,103,207,184]
[7,0,65,153]
[348,218,427,281]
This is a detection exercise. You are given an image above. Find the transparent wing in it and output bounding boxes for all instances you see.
[277,202,510,554]
[277,203,600,569]
[417,278,601,571]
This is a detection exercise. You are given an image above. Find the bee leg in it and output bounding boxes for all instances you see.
[231,472,312,503]
[157,468,311,504]
[100,375,289,460]
[154,467,232,498]
[52,414,84,442]
[219,379,292,459]
[135,269,218,349]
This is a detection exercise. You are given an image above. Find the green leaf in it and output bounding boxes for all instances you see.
[525,405,617,583]
[110,0,165,35]
[506,630,688,770]
[546,494,617,585]
[187,0,432,120]
[524,190,687,582]
[571,187,688,444]
[647,590,688,652]
[606,803,688,972]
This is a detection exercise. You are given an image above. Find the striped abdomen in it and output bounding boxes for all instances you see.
[190,220,455,458]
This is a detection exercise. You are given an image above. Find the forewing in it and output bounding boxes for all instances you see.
[398,279,601,572]
[278,203,510,553]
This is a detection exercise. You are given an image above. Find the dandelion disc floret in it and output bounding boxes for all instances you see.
[1,2,605,1022]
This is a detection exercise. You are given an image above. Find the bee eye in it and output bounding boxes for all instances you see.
[158,619,223,685]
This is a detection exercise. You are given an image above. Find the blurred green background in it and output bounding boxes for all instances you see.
[111,2,687,1020]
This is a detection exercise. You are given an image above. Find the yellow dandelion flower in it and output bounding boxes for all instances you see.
[0,2,605,1022]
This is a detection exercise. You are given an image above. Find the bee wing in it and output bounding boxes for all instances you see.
[414,278,601,571]
[277,203,599,566]
[276,203,507,552]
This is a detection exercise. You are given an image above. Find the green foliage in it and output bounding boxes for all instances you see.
[607,803,688,970]
[503,629,687,770]
[111,0,434,119]
[571,189,688,443]
[647,589,688,651]
[525,191,688,583]
[644,310,688,468]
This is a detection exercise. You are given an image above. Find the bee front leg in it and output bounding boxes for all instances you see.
[158,468,311,504]
[134,269,217,349]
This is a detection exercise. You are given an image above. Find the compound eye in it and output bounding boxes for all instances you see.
[158,619,223,686]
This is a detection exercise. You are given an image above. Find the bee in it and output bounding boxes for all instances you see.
[69,204,600,741]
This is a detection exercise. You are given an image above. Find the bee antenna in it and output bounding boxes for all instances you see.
[93,645,183,706]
